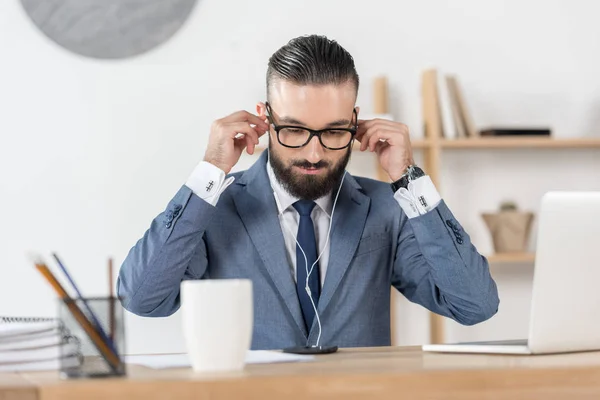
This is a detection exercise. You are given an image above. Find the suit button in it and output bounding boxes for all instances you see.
[446,219,454,228]
[166,221,172,228]
[456,237,464,244]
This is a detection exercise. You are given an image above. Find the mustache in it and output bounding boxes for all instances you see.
[291,160,330,169]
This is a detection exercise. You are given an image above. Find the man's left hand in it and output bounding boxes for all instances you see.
[355,119,415,181]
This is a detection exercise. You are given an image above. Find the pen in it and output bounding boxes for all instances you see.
[51,253,119,356]
[108,257,115,342]
[33,258,121,373]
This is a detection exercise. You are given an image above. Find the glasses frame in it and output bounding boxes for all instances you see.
[265,102,358,150]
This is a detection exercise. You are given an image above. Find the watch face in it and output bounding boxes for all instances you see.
[20,0,199,59]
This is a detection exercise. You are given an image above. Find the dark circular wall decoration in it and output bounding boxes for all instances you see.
[20,0,199,59]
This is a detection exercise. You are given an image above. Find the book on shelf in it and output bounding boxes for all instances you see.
[437,72,457,139]
[421,68,477,139]
[0,317,82,372]
[447,75,477,138]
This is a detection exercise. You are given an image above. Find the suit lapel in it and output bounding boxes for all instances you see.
[232,152,307,338]
[316,175,370,320]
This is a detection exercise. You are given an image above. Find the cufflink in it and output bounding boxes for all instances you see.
[205,180,215,193]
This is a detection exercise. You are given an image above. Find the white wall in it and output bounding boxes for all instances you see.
[1,0,600,354]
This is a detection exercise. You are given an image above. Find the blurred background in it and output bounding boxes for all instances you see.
[1,0,599,354]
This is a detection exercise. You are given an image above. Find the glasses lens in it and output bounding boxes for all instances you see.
[321,130,353,149]
[278,128,311,147]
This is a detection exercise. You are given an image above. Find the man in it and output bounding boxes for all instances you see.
[117,35,499,350]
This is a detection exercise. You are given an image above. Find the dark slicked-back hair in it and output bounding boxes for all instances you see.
[266,35,359,99]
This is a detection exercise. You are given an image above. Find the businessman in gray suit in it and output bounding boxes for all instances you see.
[117,34,499,350]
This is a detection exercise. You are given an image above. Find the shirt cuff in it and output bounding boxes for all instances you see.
[185,161,235,206]
[394,175,442,218]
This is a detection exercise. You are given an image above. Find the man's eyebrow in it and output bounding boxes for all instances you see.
[278,116,306,125]
[278,116,352,127]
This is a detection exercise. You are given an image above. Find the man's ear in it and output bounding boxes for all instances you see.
[256,102,267,120]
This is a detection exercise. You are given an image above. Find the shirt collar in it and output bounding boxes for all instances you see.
[266,158,333,218]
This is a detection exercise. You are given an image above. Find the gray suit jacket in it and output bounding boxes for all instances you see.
[117,151,499,350]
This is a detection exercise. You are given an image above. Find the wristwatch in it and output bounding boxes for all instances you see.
[390,165,426,192]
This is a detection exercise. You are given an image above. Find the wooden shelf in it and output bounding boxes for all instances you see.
[410,140,432,149]
[438,137,600,149]
[486,252,535,264]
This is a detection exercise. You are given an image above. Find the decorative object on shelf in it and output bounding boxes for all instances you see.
[480,128,551,137]
[20,0,198,59]
[482,201,534,253]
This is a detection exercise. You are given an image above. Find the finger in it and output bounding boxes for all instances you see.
[357,123,376,150]
[355,123,368,143]
[245,134,256,155]
[230,110,270,130]
[356,120,397,147]
[233,136,247,154]
[225,122,262,144]
[370,128,413,152]
[359,126,373,151]
[359,126,384,152]
[367,129,398,152]
[374,139,390,156]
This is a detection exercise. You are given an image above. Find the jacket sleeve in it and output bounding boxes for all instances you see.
[391,200,500,325]
[117,185,217,317]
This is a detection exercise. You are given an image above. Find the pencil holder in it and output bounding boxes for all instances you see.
[57,296,126,378]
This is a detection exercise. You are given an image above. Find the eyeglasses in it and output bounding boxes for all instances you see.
[265,102,357,150]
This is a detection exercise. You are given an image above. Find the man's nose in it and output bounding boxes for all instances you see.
[304,135,324,164]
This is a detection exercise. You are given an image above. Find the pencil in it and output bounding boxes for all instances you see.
[108,257,115,341]
[33,260,121,372]
[52,253,118,356]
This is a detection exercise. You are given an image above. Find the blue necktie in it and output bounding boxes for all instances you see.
[293,200,320,331]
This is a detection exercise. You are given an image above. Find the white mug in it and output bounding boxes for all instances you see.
[180,279,253,372]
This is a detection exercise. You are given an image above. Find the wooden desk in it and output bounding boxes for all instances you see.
[4,346,600,399]
[0,372,37,400]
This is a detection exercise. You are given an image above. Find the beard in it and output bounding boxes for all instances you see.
[268,140,352,201]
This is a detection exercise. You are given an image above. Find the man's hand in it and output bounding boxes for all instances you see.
[355,119,415,182]
[203,111,270,174]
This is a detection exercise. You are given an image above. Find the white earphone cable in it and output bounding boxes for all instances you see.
[269,148,346,347]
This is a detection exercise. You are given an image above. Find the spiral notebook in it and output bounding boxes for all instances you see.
[0,316,82,372]
[0,316,55,324]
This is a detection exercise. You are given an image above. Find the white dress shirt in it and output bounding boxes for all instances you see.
[184,159,442,286]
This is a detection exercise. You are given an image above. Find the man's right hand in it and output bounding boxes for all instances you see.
[203,111,270,175]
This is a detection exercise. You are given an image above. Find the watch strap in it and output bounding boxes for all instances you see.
[390,165,425,192]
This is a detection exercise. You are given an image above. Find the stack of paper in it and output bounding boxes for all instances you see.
[0,319,81,372]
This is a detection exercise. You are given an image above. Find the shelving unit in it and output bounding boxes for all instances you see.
[412,135,600,344]
[486,252,536,264]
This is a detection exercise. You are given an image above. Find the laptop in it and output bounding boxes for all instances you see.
[422,191,600,355]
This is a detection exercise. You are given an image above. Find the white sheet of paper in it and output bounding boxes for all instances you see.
[124,350,314,369]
